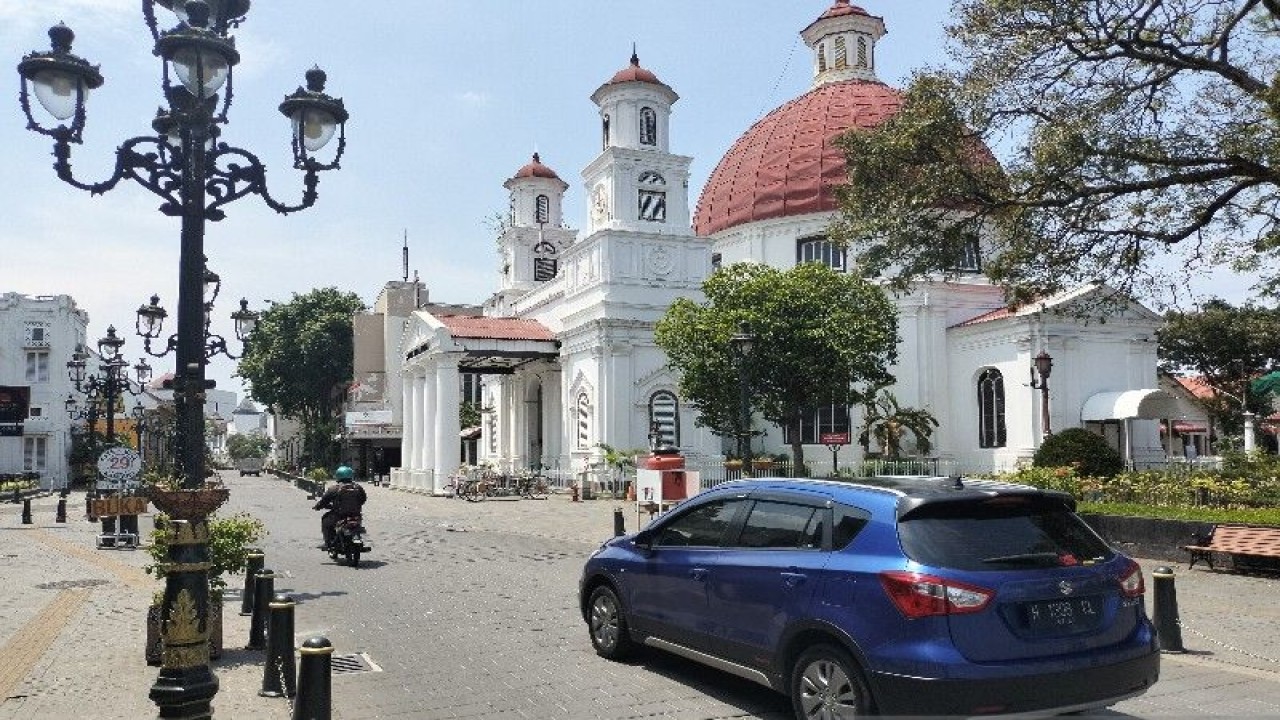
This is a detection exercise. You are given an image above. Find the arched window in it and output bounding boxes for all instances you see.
[797,236,845,272]
[857,36,868,68]
[640,107,657,146]
[949,235,982,273]
[535,194,550,225]
[649,391,680,447]
[834,36,848,69]
[818,43,827,72]
[576,392,592,449]
[602,114,610,149]
[977,368,1007,448]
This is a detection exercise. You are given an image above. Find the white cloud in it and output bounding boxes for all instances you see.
[457,90,491,108]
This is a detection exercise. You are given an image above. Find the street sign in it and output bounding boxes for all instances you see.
[97,446,142,490]
[820,432,850,446]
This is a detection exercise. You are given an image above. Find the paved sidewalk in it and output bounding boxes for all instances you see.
[0,490,288,720]
[1,477,1278,719]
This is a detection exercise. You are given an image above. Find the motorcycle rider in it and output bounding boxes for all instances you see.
[313,465,367,550]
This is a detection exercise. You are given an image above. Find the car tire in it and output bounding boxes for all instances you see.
[587,585,634,660]
[790,643,871,720]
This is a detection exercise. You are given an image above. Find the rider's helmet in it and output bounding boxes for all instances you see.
[334,465,355,482]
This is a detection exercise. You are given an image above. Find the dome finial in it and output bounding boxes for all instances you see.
[630,43,639,66]
[532,152,540,163]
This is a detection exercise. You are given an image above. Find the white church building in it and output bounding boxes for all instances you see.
[388,1,1182,494]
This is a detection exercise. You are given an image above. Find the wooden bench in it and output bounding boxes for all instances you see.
[1183,524,1280,572]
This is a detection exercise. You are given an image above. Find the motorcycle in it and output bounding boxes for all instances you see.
[326,514,371,567]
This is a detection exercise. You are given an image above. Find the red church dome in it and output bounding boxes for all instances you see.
[604,52,669,89]
[512,153,562,181]
[693,79,903,237]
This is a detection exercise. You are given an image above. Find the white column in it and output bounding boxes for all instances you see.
[1244,412,1257,453]
[434,355,462,490]
[421,362,437,486]
[401,369,416,476]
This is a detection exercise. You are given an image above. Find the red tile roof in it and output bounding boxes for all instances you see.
[953,306,1017,328]
[438,315,556,342]
[693,80,903,236]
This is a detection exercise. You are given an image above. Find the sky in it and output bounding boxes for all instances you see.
[1,0,1260,402]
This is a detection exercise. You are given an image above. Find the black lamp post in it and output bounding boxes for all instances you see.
[1030,350,1054,440]
[18,2,346,716]
[65,326,151,444]
[729,322,756,472]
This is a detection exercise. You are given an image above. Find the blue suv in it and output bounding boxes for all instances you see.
[579,477,1159,718]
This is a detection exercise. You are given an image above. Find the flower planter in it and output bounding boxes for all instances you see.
[145,487,229,519]
[751,460,775,472]
[145,601,223,666]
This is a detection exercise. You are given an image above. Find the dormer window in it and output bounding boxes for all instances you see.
[640,107,657,146]
[834,36,848,69]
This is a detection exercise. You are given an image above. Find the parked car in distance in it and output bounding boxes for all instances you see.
[234,457,265,477]
[579,476,1159,718]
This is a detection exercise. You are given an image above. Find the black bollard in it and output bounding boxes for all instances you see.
[613,506,625,537]
[293,636,333,720]
[260,593,297,698]
[240,550,266,616]
[248,568,276,651]
[1151,566,1185,652]
[21,498,33,525]
[55,498,67,523]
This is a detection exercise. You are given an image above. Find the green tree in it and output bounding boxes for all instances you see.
[832,1,1280,304]
[226,432,273,460]
[236,288,366,469]
[1158,298,1280,433]
[655,262,899,471]
[857,389,939,460]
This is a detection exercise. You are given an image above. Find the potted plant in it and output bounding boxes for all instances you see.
[751,453,776,472]
[143,511,267,665]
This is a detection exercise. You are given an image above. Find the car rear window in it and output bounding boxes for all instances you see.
[897,497,1113,570]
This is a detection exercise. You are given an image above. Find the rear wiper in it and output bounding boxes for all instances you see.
[980,552,1062,566]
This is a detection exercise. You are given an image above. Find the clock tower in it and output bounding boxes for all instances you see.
[496,154,575,297]
[583,52,693,236]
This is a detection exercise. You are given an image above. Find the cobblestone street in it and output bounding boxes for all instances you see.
[2,471,1280,719]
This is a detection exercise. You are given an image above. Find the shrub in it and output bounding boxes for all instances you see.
[1033,428,1124,478]
[145,512,267,601]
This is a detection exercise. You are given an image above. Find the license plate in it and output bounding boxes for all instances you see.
[1023,597,1101,632]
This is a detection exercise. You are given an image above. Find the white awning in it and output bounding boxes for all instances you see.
[1081,389,1181,421]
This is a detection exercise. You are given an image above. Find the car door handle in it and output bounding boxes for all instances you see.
[689,568,708,581]
[781,571,808,588]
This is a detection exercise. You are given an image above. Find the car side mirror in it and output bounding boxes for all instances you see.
[633,529,654,550]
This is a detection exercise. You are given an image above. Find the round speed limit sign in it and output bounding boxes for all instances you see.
[98,446,142,483]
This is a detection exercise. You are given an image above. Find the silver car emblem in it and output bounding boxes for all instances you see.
[1058,581,1074,596]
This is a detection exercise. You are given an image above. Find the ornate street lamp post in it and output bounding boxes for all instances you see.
[18,2,347,716]
[729,322,756,474]
[1030,350,1054,440]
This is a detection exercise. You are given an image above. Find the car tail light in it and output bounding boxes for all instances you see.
[879,571,994,618]
[1117,559,1145,598]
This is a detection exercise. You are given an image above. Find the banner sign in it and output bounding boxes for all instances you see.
[0,386,30,435]
[820,432,850,446]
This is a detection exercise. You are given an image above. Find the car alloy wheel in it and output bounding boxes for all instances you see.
[792,644,868,719]
[587,585,633,659]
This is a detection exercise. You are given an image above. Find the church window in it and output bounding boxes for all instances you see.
[461,372,482,405]
[535,194,550,225]
[785,404,851,445]
[857,36,868,68]
[602,114,610,149]
[949,235,983,273]
[638,191,667,222]
[977,368,1007,448]
[834,37,848,69]
[818,43,828,72]
[711,253,722,269]
[640,107,657,146]
[576,392,593,449]
[533,238,558,281]
[649,391,680,447]
[797,236,845,272]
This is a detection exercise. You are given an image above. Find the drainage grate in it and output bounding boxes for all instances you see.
[36,579,110,590]
[331,652,381,675]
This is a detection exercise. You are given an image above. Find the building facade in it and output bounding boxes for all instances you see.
[0,292,88,489]
[386,1,1182,492]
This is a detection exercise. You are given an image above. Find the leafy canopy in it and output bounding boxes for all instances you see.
[655,262,899,469]
[833,0,1280,305]
[236,287,365,466]
[226,432,273,460]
